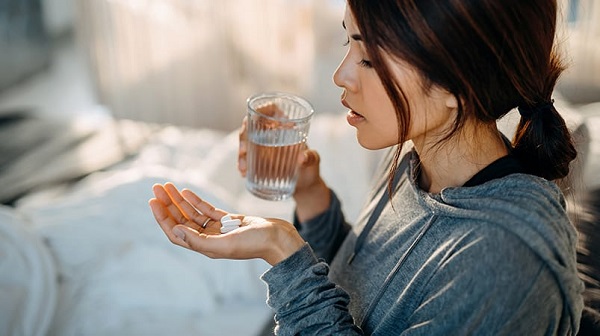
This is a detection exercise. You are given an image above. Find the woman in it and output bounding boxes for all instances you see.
[149,0,584,334]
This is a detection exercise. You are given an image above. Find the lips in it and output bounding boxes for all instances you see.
[342,98,366,126]
[341,99,364,117]
[341,98,351,109]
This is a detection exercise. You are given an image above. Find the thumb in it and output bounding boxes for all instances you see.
[172,225,201,251]
[300,149,320,167]
[172,226,188,242]
[172,225,214,256]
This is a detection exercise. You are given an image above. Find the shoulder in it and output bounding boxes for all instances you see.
[408,222,568,334]
[440,173,577,254]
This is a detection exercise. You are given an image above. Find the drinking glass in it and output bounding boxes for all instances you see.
[245,92,314,201]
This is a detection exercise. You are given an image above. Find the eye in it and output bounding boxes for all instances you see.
[359,59,373,68]
[342,37,350,47]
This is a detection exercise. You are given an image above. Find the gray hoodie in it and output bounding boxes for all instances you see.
[261,149,584,335]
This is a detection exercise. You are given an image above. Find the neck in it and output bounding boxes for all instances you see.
[414,121,509,193]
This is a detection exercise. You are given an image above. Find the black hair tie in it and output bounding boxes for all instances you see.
[518,99,555,119]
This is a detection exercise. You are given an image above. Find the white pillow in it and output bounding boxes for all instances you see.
[578,102,600,190]
[0,206,56,336]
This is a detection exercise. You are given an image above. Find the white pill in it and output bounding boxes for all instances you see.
[220,215,232,223]
[221,219,242,227]
[220,226,239,234]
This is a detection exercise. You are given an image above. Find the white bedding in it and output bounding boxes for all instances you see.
[0,206,56,336]
[19,171,273,336]
[0,110,380,336]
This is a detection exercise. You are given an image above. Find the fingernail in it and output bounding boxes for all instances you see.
[302,151,308,162]
[173,227,186,241]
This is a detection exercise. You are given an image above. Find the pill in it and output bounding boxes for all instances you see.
[220,226,239,234]
[221,219,242,227]
[220,215,232,223]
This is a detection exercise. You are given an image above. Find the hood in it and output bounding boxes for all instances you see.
[424,172,585,333]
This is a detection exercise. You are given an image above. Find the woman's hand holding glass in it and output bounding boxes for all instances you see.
[237,108,331,222]
[149,182,305,266]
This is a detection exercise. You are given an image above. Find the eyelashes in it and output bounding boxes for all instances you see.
[359,59,373,68]
[342,37,373,68]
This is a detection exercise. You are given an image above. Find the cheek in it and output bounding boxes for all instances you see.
[359,103,400,149]
[405,96,455,141]
[376,108,401,139]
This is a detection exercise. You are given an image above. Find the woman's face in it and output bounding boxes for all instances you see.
[333,6,456,150]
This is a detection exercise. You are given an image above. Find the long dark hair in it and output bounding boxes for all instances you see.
[347,0,577,187]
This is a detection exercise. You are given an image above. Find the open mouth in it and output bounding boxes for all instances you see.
[341,99,365,125]
[341,99,363,116]
[345,109,365,126]
[349,110,364,118]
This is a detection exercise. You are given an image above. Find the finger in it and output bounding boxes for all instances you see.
[152,184,187,224]
[239,116,248,142]
[197,217,223,234]
[149,197,172,227]
[238,117,248,177]
[173,224,251,260]
[180,189,228,221]
[256,102,280,117]
[171,225,199,250]
[149,198,190,247]
[300,149,320,167]
[238,154,247,177]
[172,225,219,257]
[239,137,248,156]
[163,182,204,230]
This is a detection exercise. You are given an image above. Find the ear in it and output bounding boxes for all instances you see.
[430,85,459,110]
[444,93,458,109]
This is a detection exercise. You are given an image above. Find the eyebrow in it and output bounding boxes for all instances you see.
[342,20,363,41]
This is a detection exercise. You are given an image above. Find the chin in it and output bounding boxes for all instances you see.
[356,133,394,150]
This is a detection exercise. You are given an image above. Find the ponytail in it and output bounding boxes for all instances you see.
[512,54,577,181]
[512,101,577,181]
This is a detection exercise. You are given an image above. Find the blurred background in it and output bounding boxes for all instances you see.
[0,0,348,131]
[1,2,599,335]
[0,0,599,131]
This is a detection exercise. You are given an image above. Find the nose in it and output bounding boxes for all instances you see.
[333,50,356,92]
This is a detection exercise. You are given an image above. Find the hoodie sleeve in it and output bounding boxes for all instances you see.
[261,243,363,336]
[261,224,578,336]
[293,190,352,263]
